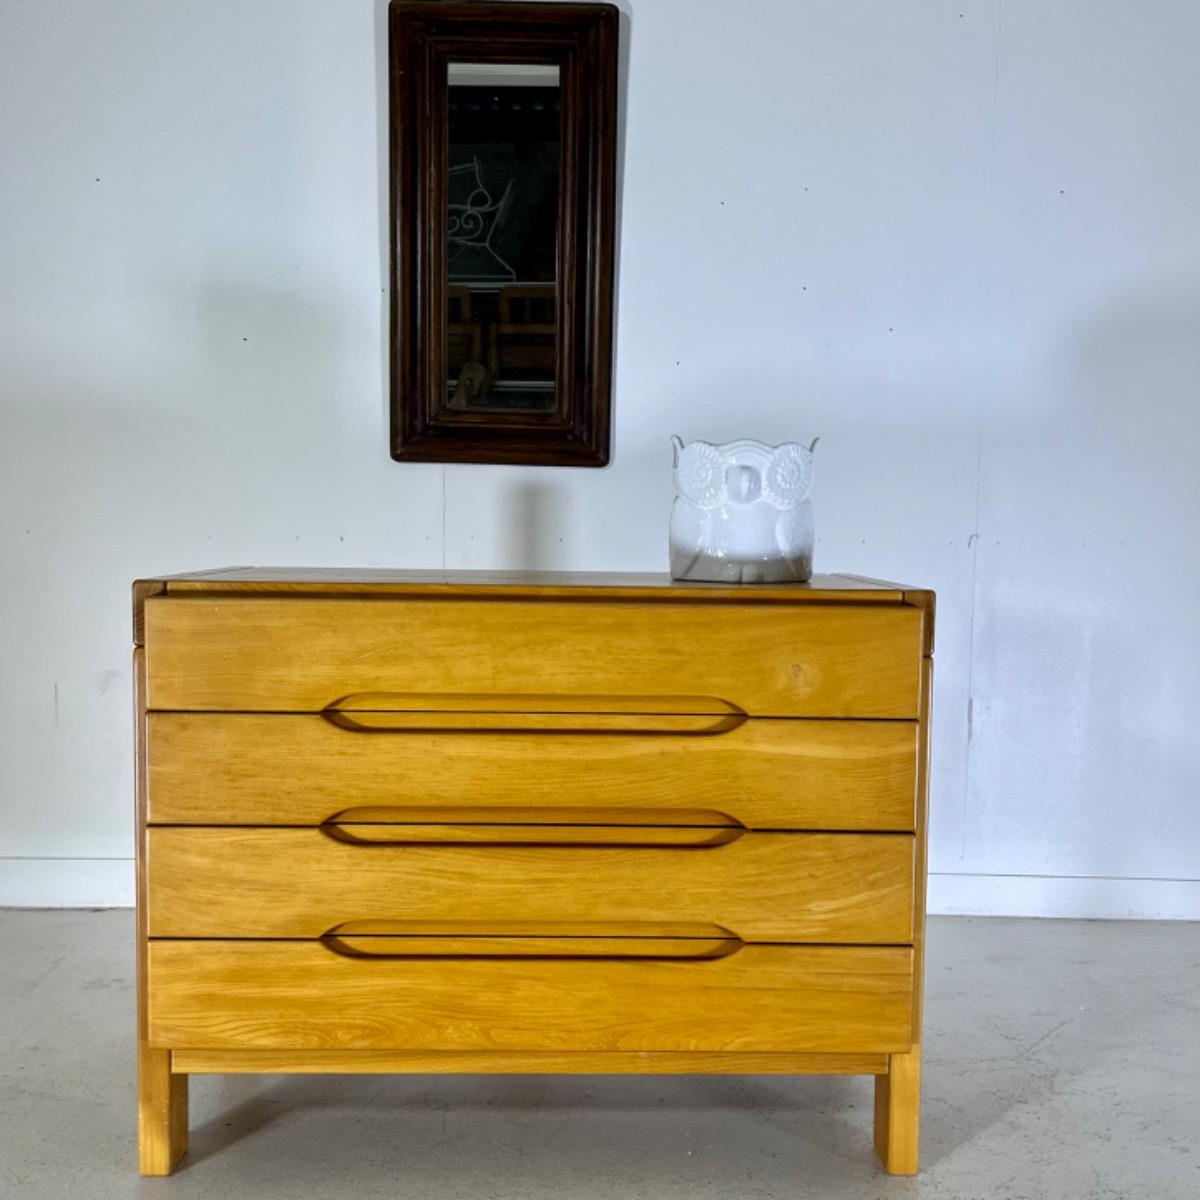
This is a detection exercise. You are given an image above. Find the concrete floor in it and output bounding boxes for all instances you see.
[1,912,1197,1199]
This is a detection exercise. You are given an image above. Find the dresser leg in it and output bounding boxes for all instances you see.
[139,1046,188,1175]
[873,1046,920,1175]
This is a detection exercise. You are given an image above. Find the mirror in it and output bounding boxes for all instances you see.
[390,2,618,466]
[446,63,560,413]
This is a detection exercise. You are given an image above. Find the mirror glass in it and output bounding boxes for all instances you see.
[445,62,560,412]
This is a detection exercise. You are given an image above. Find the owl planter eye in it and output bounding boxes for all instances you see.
[669,436,818,583]
[674,439,726,508]
[764,444,814,507]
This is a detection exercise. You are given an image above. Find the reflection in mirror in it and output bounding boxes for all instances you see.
[446,63,560,413]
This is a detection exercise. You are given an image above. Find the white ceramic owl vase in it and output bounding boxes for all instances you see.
[669,436,818,583]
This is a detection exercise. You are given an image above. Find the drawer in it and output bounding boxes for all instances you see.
[145,713,918,830]
[146,940,914,1053]
[145,827,915,942]
[143,597,922,717]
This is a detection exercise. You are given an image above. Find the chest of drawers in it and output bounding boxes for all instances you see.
[133,567,933,1176]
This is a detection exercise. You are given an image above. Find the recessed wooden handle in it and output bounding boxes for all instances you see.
[319,812,747,848]
[320,923,744,961]
[322,693,746,734]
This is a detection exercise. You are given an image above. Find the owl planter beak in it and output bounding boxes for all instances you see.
[668,436,818,584]
[725,464,762,504]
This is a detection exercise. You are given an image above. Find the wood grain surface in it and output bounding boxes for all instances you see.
[147,941,914,1053]
[143,597,922,716]
[875,1044,922,1174]
[134,648,187,1175]
[172,1048,890,1076]
[146,713,918,829]
[146,827,915,942]
[134,567,934,1176]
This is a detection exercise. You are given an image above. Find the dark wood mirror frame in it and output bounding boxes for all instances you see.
[389,1,618,466]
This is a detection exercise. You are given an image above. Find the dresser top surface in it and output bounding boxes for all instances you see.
[133,571,936,648]
[137,566,921,597]
[133,567,934,647]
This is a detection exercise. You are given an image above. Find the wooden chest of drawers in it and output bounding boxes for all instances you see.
[133,567,933,1176]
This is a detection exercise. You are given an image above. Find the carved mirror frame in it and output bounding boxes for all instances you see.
[389,1,618,465]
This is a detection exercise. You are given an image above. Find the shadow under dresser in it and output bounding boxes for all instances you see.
[132,567,934,1176]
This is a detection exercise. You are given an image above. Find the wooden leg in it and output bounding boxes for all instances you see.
[874,1046,920,1175]
[139,1046,188,1175]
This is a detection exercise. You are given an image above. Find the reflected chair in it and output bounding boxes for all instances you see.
[496,284,556,380]
[447,285,485,377]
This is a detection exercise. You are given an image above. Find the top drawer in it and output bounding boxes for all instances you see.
[143,597,923,717]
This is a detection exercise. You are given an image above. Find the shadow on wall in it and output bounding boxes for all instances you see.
[504,482,569,569]
[491,437,675,574]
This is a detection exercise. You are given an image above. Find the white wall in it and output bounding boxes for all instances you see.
[2,0,1198,917]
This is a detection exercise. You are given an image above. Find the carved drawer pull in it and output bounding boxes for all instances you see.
[319,810,747,848]
[323,697,746,735]
[320,921,745,961]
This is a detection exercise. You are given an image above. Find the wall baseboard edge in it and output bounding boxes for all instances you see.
[0,858,134,908]
[928,871,1200,920]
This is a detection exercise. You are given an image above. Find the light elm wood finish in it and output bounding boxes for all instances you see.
[146,713,918,830]
[134,649,187,1176]
[134,568,933,1177]
[172,1049,890,1075]
[137,565,908,609]
[872,654,934,1174]
[137,1046,187,1177]
[131,568,928,648]
[146,827,915,942]
[322,933,745,958]
[147,941,914,1053]
[143,596,922,717]
[875,1044,922,1174]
